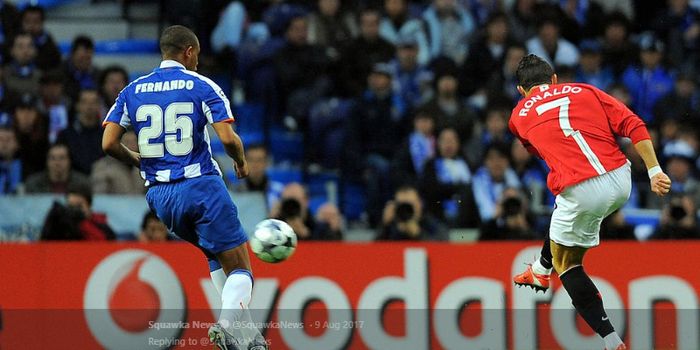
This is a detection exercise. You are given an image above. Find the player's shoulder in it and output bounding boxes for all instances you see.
[179,69,224,93]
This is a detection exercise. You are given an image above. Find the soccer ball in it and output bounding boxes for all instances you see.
[250,219,297,263]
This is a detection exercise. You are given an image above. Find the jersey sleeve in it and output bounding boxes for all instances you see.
[102,90,130,128]
[594,87,651,144]
[509,114,542,159]
[200,79,235,124]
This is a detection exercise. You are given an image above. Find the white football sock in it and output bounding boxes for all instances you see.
[603,332,623,350]
[532,258,552,275]
[210,268,226,295]
[219,270,263,346]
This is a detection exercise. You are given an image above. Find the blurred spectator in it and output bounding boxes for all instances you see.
[421,72,477,146]
[345,63,407,225]
[420,128,479,228]
[21,5,61,71]
[0,127,20,194]
[653,0,700,70]
[37,70,70,143]
[339,8,395,96]
[485,43,526,104]
[472,143,522,221]
[622,33,674,122]
[555,64,577,83]
[559,0,607,40]
[138,211,170,242]
[56,89,104,174]
[99,66,129,111]
[662,140,700,204]
[461,12,515,98]
[210,1,251,53]
[231,144,270,193]
[389,34,432,108]
[508,0,538,43]
[652,193,700,239]
[525,15,579,67]
[599,209,636,240]
[307,0,357,50]
[271,182,341,240]
[13,95,48,178]
[422,0,475,64]
[314,202,344,240]
[379,0,430,65]
[91,131,145,194]
[510,138,550,213]
[653,73,700,123]
[601,12,638,77]
[3,32,41,96]
[590,0,634,20]
[274,15,331,126]
[607,83,633,107]
[0,0,21,57]
[479,187,536,240]
[575,39,615,90]
[377,185,447,240]
[62,36,100,102]
[25,143,89,194]
[466,105,512,167]
[392,109,436,186]
[40,183,116,241]
[66,183,116,240]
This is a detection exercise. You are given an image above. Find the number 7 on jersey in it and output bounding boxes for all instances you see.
[535,97,606,175]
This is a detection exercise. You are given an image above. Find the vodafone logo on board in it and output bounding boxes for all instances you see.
[83,249,186,349]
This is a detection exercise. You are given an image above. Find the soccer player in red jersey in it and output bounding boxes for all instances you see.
[510,55,671,350]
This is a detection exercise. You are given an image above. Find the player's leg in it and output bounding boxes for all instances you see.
[189,176,266,350]
[551,242,624,350]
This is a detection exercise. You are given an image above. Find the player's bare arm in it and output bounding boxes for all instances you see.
[102,122,140,167]
[633,139,672,196]
[211,121,248,178]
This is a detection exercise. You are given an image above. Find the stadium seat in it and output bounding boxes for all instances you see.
[269,128,304,164]
[266,167,303,185]
[309,98,353,169]
[58,39,159,55]
[234,103,266,136]
[340,182,367,221]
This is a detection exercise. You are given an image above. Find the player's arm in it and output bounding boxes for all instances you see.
[596,88,671,196]
[202,80,248,178]
[102,123,140,167]
[211,122,248,178]
[101,91,140,167]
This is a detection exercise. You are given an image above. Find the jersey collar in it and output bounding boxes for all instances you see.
[159,60,186,70]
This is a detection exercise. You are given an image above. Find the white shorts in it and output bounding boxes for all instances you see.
[549,162,631,248]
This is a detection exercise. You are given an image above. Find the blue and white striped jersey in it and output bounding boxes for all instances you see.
[103,60,234,186]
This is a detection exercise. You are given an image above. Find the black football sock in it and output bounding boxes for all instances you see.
[539,233,553,269]
[559,265,615,338]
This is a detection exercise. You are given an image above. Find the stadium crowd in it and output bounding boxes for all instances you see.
[2,0,700,241]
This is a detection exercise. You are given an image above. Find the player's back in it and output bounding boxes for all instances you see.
[105,60,234,186]
[509,83,633,195]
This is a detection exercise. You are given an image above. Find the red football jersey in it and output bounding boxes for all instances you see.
[509,83,650,195]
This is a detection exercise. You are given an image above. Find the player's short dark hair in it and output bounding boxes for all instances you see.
[22,5,45,21]
[67,182,93,206]
[71,35,94,53]
[516,54,554,91]
[99,65,129,88]
[141,211,160,230]
[159,25,199,56]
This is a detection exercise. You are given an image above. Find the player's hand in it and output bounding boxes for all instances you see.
[129,150,141,167]
[651,172,672,196]
[234,160,249,179]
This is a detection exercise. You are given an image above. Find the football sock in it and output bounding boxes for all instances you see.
[539,234,553,269]
[208,259,226,295]
[603,332,624,350]
[559,266,617,339]
[210,268,226,295]
[532,258,552,275]
[219,269,264,346]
